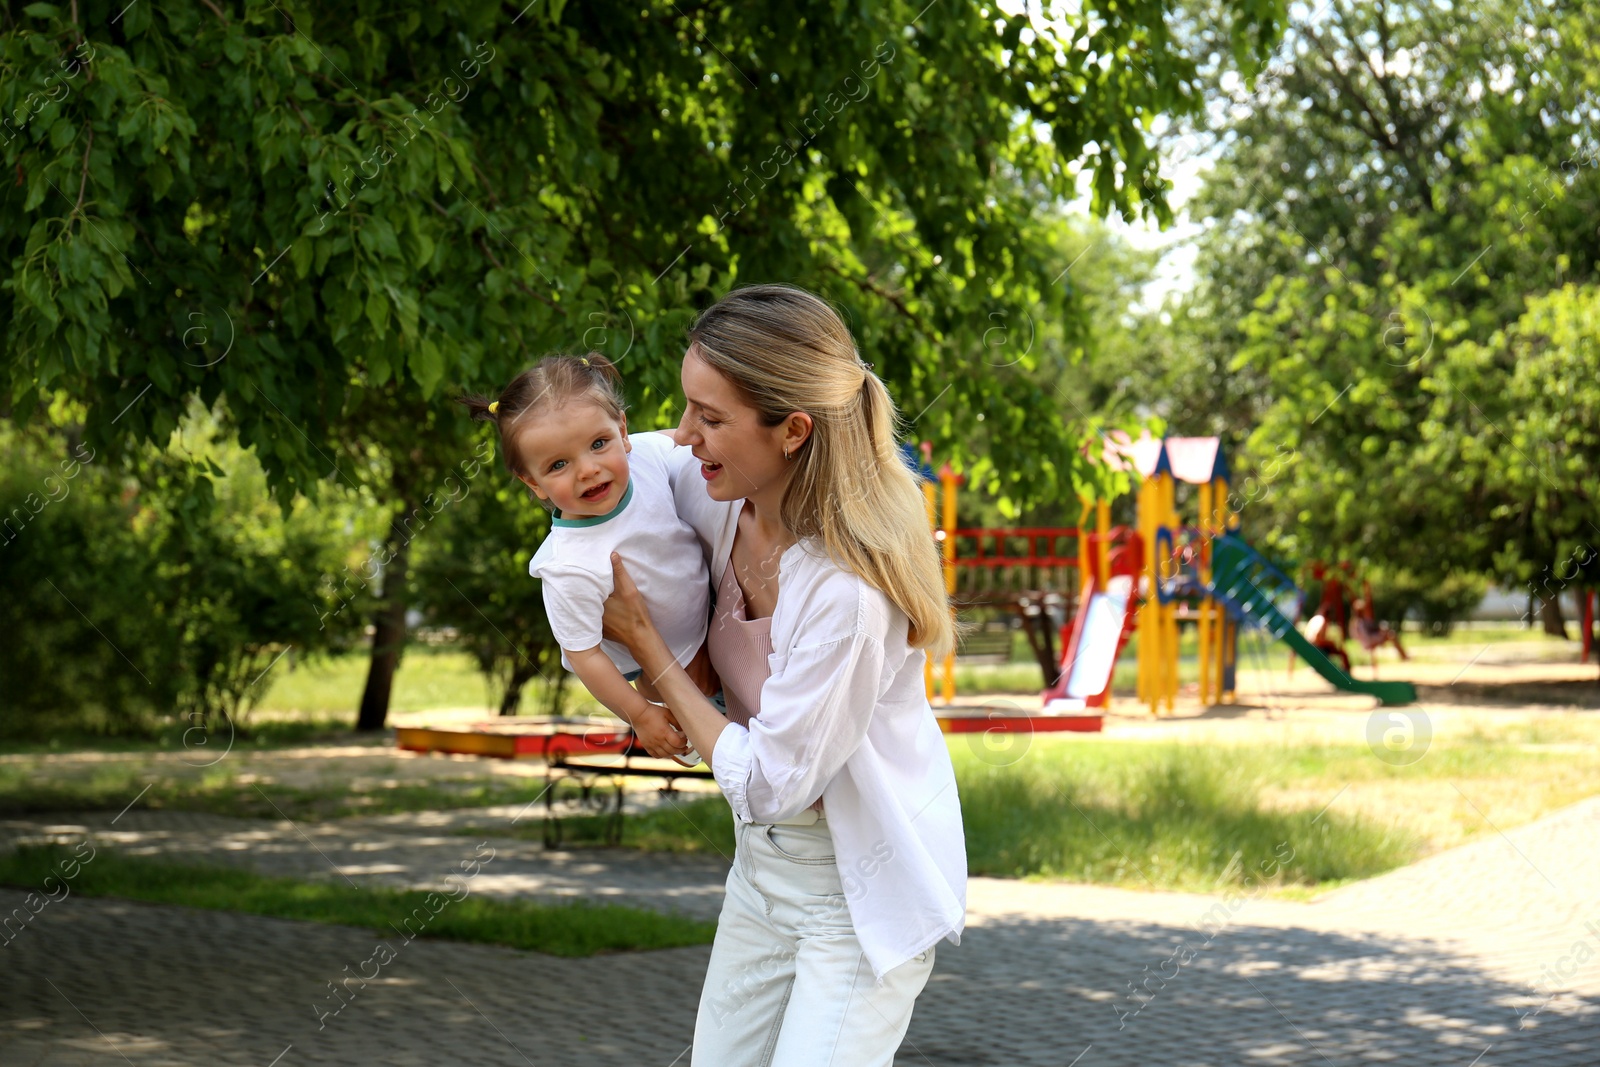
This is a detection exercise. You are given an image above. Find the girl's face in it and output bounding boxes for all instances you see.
[513,400,632,518]
[675,345,806,504]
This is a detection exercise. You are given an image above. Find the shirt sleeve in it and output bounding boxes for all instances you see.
[535,563,611,652]
[712,630,886,824]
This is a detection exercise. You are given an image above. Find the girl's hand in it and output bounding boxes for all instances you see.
[631,703,688,760]
[602,552,657,652]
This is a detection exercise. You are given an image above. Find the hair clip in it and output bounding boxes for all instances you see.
[579,356,591,367]
[488,400,500,415]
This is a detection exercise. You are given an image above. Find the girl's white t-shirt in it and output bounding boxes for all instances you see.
[528,431,710,676]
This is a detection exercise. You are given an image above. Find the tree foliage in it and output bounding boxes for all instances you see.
[1152,0,1600,621]
[3,0,1286,501]
[0,409,369,737]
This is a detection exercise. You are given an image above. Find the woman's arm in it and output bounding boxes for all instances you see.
[603,554,731,769]
[604,553,888,821]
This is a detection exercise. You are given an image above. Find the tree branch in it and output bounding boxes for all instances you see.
[475,233,558,308]
[73,125,93,218]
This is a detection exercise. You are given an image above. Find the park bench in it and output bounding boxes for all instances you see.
[540,732,715,848]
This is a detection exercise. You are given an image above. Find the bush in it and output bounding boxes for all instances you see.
[1366,567,1490,637]
[0,413,370,739]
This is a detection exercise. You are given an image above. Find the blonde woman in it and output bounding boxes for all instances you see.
[600,284,967,1065]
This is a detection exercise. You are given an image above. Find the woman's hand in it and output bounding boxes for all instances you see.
[601,552,657,653]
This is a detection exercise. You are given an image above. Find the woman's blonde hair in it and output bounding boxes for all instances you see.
[689,284,957,658]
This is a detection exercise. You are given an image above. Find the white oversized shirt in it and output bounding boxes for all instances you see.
[528,431,709,676]
[666,444,968,981]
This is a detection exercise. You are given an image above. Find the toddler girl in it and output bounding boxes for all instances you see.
[463,353,715,763]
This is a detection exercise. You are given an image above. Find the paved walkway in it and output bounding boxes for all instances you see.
[4,797,1599,1065]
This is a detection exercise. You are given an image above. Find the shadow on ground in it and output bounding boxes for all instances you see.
[1415,678,1600,709]
[3,891,1592,1066]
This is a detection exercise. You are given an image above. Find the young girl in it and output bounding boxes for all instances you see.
[463,353,716,763]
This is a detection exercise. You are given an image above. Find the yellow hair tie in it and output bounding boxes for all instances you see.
[580,356,591,367]
[488,400,500,415]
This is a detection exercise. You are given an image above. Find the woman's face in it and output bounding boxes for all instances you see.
[675,345,803,503]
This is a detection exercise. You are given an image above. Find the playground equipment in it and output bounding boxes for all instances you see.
[1293,563,1409,678]
[921,432,1418,716]
[1207,536,1417,706]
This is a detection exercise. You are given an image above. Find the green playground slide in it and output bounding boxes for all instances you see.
[1208,534,1418,706]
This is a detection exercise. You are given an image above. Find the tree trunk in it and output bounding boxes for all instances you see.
[1540,590,1568,640]
[356,522,413,732]
[499,660,538,716]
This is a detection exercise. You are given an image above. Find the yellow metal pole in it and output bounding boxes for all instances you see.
[1096,499,1112,588]
[1078,497,1093,596]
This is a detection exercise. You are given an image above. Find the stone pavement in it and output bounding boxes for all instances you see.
[4,797,1599,1065]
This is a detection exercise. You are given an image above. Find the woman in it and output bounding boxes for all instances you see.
[600,284,967,1065]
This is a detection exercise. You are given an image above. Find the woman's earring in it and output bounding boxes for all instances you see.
[784,448,793,461]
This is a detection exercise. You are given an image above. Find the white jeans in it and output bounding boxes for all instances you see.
[692,817,935,1066]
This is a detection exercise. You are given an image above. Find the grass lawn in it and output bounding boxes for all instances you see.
[254,646,606,719]
[4,634,1591,903]
[0,845,715,956]
[461,720,1600,898]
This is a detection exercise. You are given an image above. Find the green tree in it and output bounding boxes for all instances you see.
[0,409,368,738]
[410,474,570,718]
[1141,0,1599,631]
[3,0,1288,726]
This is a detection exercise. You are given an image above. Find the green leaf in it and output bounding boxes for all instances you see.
[357,216,400,260]
[48,118,76,151]
[410,337,444,397]
[365,288,390,337]
[147,158,174,201]
[290,236,314,279]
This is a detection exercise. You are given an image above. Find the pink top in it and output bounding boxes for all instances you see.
[707,557,772,731]
[706,557,822,813]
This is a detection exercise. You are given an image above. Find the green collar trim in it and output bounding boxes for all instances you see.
[552,478,634,528]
